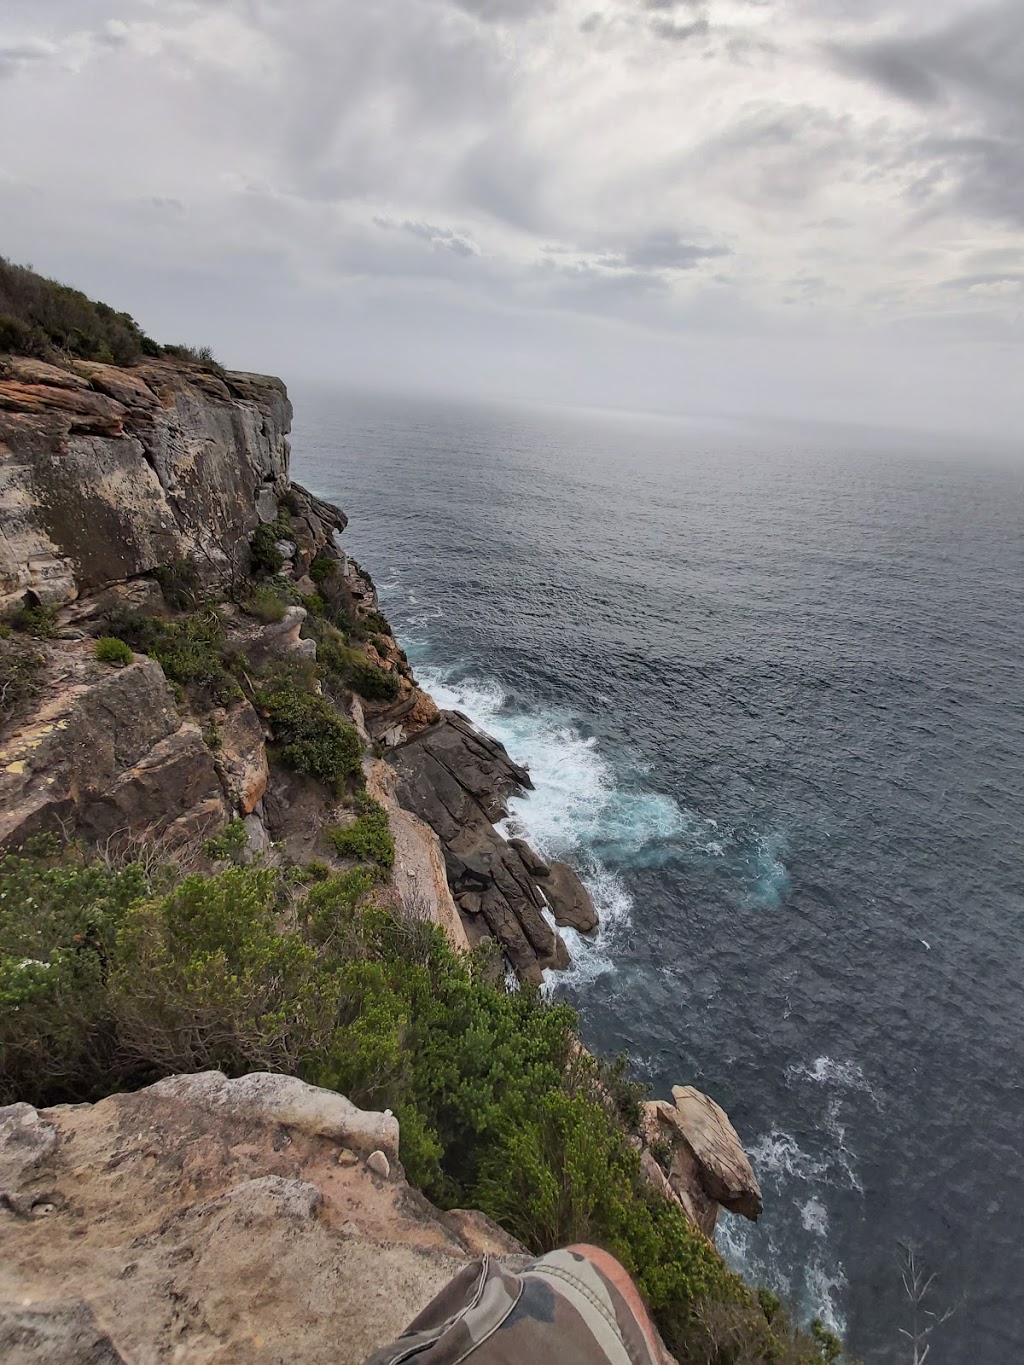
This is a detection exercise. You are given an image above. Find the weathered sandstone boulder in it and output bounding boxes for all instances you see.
[642,1087,762,1237]
[668,1085,763,1220]
[212,698,269,815]
[0,1072,526,1365]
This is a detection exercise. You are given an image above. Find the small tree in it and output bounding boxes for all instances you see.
[897,1242,959,1364]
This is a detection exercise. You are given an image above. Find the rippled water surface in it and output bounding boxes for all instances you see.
[291,387,1024,1364]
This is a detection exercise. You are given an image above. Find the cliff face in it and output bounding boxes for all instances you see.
[0,354,769,1363]
[0,350,597,984]
[0,355,293,613]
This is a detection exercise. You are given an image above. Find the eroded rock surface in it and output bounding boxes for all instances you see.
[388,712,574,983]
[641,1087,763,1237]
[0,356,293,613]
[0,641,228,850]
[0,1072,527,1365]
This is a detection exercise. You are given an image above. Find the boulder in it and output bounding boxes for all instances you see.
[665,1087,762,1222]
[544,861,599,933]
[510,837,550,878]
[388,712,572,982]
[214,699,269,814]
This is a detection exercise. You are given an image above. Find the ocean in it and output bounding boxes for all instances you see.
[290,385,1024,1365]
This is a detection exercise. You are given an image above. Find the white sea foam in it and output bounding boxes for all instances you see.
[414,662,686,986]
[748,1130,833,1184]
[788,1055,871,1093]
[800,1196,830,1237]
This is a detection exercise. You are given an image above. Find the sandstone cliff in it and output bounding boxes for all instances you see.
[0,349,771,1362]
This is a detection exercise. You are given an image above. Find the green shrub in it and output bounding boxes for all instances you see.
[160,343,225,375]
[301,593,326,617]
[94,636,133,667]
[203,818,249,864]
[309,554,338,584]
[11,603,59,639]
[0,257,158,365]
[349,661,400,703]
[0,634,45,723]
[152,560,201,611]
[327,797,394,877]
[244,584,288,623]
[361,609,392,636]
[249,524,284,578]
[104,608,240,705]
[255,670,362,790]
[0,842,154,1103]
[0,844,845,1363]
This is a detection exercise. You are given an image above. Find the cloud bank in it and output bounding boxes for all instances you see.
[0,0,1020,436]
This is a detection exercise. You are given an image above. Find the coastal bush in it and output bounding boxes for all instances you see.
[0,841,846,1363]
[248,524,284,578]
[255,669,362,789]
[11,603,59,639]
[203,818,249,864]
[349,661,401,704]
[160,343,224,374]
[0,257,159,365]
[94,636,133,667]
[327,797,394,876]
[361,609,392,637]
[309,554,338,584]
[244,583,288,623]
[103,607,240,705]
[152,560,201,611]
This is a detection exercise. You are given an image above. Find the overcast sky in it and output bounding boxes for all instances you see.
[1,0,1022,436]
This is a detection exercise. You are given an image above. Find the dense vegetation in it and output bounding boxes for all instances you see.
[0,840,841,1365]
[0,256,218,368]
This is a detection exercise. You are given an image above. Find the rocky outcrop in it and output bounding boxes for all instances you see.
[366,759,471,953]
[388,711,574,983]
[0,1072,526,1365]
[544,860,599,933]
[0,640,229,850]
[0,355,293,612]
[641,1087,763,1238]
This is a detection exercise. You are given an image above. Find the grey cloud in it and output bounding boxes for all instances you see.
[842,46,943,105]
[602,232,730,270]
[375,217,479,257]
[940,271,1024,291]
[0,39,57,77]
[651,17,710,42]
[836,2,1024,224]
[449,0,555,20]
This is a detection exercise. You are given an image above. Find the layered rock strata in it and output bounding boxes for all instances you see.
[0,355,295,613]
[640,1087,763,1238]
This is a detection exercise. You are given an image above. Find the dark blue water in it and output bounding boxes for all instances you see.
[291,387,1024,1365]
